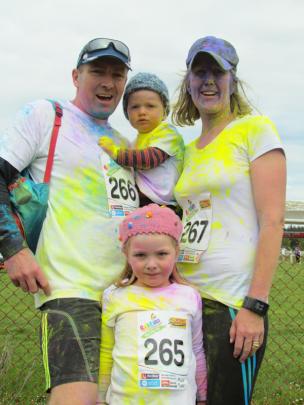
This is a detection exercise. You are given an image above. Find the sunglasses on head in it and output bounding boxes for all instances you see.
[77,38,131,67]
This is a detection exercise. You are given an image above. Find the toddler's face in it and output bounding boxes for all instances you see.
[127,90,165,133]
[124,233,178,288]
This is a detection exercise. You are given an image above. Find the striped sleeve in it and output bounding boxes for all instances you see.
[116,147,169,170]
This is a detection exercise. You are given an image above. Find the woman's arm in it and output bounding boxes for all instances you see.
[230,149,286,362]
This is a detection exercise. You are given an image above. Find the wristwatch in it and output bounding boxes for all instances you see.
[242,296,269,316]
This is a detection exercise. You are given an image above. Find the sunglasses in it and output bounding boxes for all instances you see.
[77,38,131,67]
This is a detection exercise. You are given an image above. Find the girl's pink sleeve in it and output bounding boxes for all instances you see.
[192,292,207,401]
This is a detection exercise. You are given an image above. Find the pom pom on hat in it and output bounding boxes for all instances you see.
[119,204,183,245]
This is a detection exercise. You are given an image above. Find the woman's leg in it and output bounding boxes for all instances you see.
[202,299,268,405]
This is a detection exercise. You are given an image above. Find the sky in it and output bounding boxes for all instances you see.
[1,0,303,201]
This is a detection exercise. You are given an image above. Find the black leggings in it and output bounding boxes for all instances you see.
[202,299,268,405]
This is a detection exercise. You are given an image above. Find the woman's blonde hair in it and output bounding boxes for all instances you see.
[115,239,190,288]
[171,70,253,127]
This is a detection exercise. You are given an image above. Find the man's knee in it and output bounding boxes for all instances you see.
[48,381,98,405]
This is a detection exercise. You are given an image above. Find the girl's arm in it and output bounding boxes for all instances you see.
[98,317,115,403]
[230,149,286,362]
[99,136,169,169]
[192,294,207,403]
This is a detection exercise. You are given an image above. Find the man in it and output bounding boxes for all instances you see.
[0,38,132,405]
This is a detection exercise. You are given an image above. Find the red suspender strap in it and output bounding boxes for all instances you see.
[43,102,63,183]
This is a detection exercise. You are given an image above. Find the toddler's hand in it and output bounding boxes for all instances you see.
[99,136,119,160]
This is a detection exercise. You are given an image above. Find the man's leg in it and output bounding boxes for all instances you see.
[40,298,101,405]
[48,381,97,405]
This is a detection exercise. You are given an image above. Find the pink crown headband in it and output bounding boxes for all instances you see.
[118,204,183,245]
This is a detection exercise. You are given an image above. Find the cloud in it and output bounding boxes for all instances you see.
[1,0,303,201]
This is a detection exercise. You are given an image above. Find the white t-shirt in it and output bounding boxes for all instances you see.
[135,122,184,205]
[99,283,207,404]
[174,115,284,309]
[0,99,132,307]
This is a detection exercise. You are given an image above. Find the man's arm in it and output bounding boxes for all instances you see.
[0,157,26,258]
[0,157,50,295]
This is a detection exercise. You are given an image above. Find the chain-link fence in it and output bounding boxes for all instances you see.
[0,246,303,405]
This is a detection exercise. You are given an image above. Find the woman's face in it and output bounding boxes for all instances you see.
[188,53,234,118]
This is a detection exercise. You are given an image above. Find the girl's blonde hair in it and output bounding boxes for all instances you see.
[115,238,190,288]
[171,70,254,127]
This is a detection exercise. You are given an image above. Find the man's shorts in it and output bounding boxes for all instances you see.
[40,298,101,392]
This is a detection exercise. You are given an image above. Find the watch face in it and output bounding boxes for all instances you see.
[254,301,266,312]
[243,296,269,316]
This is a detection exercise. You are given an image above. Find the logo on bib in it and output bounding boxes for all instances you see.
[169,317,187,328]
[199,199,211,209]
[140,313,166,338]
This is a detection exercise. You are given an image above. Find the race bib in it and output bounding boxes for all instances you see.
[100,153,139,217]
[178,193,212,263]
[137,311,190,390]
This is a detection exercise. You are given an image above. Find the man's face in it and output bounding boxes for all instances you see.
[72,57,128,122]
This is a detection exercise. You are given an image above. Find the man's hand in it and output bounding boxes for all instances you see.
[229,308,264,362]
[4,248,51,296]
[98,136,119,160]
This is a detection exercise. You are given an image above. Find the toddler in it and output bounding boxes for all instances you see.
[99,72,184,208]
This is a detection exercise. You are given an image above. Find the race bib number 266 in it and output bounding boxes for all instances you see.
[101,153,139,217]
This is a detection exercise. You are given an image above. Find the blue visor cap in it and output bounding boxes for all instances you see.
[77,39,131,70]
[186,36,239,71]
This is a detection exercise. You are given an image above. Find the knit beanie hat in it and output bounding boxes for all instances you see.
[123,72,170,119]
[119,204,183,246]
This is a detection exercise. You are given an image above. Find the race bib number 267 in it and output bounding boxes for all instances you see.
[178,193,212,263]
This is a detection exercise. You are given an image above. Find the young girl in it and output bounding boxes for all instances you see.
[98,72,184,208]
[98,204,207,404]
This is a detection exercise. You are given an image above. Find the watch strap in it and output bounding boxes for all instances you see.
[242,296,269,316]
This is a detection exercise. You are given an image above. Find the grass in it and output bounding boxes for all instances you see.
[0,273,46,404]
[251,262,304,405]
[0,262,303,405]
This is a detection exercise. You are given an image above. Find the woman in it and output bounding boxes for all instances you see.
[173,36,286,405]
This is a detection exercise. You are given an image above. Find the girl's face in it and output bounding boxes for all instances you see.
[127,90,165,133]
[187,53,234,119]
[124,233,179,288]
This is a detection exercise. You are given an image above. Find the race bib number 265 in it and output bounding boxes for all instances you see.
[137,311,190,390]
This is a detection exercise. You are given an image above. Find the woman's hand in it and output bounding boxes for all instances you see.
[229,308,264,362]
